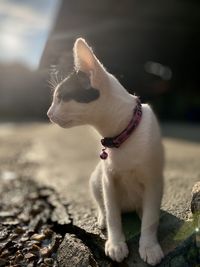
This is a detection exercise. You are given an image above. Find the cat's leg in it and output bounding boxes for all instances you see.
[102,174,129,262]
[89,162,105,229]
[139,179,164,266]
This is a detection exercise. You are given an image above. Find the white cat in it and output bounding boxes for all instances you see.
[47,38,164,266]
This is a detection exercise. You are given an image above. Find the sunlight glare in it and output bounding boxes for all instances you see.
[1,34,22,52]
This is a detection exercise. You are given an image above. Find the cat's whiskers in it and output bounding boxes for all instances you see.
[47,79,57,91]
[48,65,65,92]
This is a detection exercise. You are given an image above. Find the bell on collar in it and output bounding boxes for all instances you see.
[100,148,108,160]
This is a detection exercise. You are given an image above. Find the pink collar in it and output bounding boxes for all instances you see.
[100,98,142,160]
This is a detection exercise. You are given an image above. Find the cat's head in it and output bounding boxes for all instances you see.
[47,38,125,128]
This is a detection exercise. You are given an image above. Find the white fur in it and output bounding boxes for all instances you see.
[47,38,164,265]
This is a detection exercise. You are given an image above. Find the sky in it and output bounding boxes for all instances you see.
[0,0,60,69]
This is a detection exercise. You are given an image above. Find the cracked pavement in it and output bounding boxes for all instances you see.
[0,122,200,266]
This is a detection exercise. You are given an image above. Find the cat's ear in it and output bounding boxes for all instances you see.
[73,38,99,74]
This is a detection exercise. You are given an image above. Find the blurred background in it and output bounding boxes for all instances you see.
[0,3,200,264]
[0,0,200,122]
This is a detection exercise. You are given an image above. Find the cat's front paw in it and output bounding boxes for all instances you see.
[139,242,164,266]
[105,239,129,262]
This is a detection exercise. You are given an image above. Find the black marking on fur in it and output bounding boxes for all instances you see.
[57,71,100,103]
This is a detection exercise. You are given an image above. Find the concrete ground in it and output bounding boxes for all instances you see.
[0,122,199,266]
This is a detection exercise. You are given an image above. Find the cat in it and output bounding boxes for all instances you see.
[47,38,164,266]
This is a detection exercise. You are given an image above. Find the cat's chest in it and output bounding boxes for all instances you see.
[102,145,145,211]
[104,147,140,172]
[104,165,144,212]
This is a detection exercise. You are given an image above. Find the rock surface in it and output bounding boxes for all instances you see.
[57,234,98,267]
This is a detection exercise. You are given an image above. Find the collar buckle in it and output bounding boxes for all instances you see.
[101,138,115,148]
